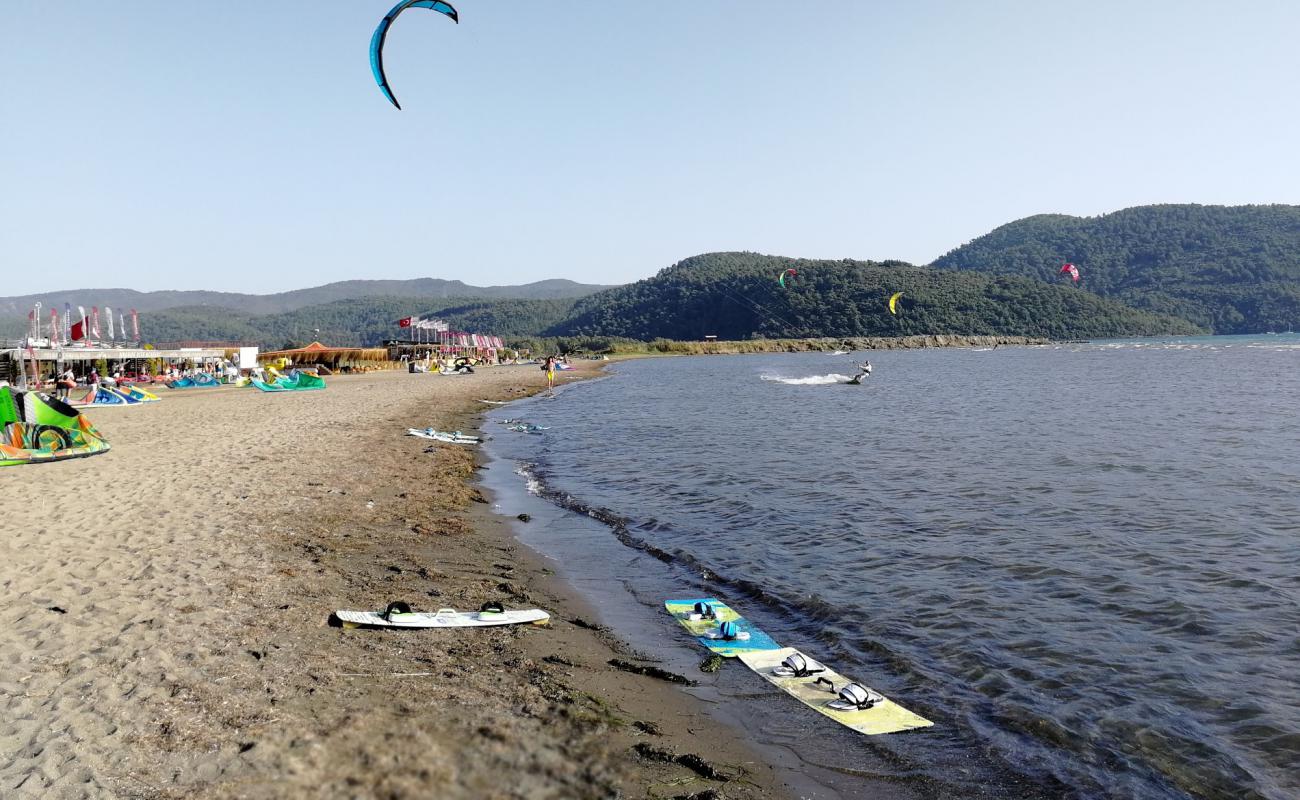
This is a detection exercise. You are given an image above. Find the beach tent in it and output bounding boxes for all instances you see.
[0,387,111,466]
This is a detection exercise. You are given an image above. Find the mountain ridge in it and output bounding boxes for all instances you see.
[930,203,1300,333]
[0,277,616,317]
[543,252,1201,341]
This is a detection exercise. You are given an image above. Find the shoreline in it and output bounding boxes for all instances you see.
[0,365,793,798]
[598,333,1048,358]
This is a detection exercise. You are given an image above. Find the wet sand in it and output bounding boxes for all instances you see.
[0,366,789,799]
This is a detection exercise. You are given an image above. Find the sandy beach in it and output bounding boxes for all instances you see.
[0,366,788,799]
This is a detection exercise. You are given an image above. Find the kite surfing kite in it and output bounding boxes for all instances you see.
[370,0,459,110]
[1,387,110,467]
[1060,263,1080,283]
[888,291,904,315]
[778,268,798,288]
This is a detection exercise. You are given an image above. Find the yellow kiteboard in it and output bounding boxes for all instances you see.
[737,647,932,735]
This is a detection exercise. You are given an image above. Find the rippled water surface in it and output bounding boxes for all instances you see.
[485,336,1300,799]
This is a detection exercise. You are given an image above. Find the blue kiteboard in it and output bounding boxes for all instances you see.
[664,597,781,657]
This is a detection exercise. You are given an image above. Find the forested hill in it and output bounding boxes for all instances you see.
[136,297,578,348]
[547,252,1200,340]
[0,277,613,318]
[931,204,1300,334]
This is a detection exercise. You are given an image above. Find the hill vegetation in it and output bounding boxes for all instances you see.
[0,277,612,318]
[3,253,1202,348]
[12,203,1296,346]
[138,297,579,348]
[546,253,1201,341]
[931,204,1300,333]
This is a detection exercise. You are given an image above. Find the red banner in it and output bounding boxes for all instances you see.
[398,317,412,328]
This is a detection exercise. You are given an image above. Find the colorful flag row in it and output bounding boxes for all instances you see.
[397,316,450,332]
[27,304,140,345]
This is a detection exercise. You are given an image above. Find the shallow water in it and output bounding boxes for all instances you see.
[483,335,1300,799]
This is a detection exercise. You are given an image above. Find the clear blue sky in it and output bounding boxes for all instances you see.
[3,1,1297,294]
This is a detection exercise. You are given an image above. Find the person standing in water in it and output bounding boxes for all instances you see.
[849,360,872,384]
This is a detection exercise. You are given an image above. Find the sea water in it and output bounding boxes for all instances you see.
[480,335,1300,800]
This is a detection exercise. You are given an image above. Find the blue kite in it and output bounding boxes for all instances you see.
[370,0,458,110]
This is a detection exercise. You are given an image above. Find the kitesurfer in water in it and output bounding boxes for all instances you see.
[848,360,872,385]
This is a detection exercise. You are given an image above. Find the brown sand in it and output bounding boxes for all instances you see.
[0,367,792,799]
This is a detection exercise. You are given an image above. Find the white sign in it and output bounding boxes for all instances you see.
[238,347,260,369]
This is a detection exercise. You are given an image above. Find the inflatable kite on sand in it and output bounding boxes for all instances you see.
[252,372,327,392]
[80,385,160,406]
[0,387,110,466]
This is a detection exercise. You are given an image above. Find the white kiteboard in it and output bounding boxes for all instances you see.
[737,647,932,735]
[336,605,549,629]
[406,428,481,444]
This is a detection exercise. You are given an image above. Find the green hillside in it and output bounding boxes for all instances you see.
[547,252,1201,340]
[0,277,612,318]
[931,204,1300,333]
[137,296,578,348]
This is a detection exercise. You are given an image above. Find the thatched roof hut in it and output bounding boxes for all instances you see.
[258,342,391,372]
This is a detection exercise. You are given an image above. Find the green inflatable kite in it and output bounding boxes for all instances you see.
[0,387,111,467]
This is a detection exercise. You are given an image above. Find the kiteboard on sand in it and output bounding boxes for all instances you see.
[406,428,480,444]
[336,601,549,629]
[737,647,932,735]
[663,598,780,657]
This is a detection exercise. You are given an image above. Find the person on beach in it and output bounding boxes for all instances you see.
[542,356,556,391]
[56,367,76,400]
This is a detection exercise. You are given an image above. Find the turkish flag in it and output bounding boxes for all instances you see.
[71,317,89,341]
[398,317,412,328]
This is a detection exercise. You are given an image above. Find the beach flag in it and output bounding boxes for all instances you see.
[65,303,72,342]
[72,306,88,342]
[398,317,413,328]
[131,309,139,340]
[91,307,101,339]
[50,308,60,346]
[106,306,115,340]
